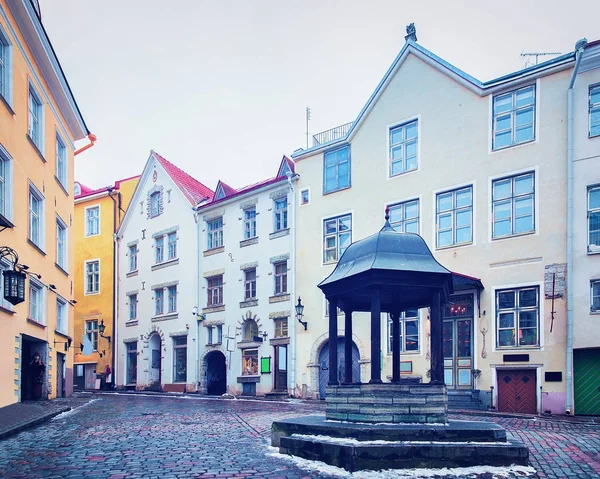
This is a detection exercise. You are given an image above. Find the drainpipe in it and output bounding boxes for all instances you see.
[565,38,587,415]
[193,206,202,392]
[74,133,97,156]
[286,171,298,396]
[107,187,118,387]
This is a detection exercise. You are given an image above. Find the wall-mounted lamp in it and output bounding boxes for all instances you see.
[192,306,206,321]
[295,296,307,331]
[0,246,26,305]
[53,337,72,352]
[48,284,56,290]
[98,319,111,344]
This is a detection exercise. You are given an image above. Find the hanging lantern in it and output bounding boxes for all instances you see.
[3,269,26,305]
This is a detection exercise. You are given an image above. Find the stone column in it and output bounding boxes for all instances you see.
[328,297,338,385]
[344,310,353,384]
[391,311,401,382]
[430,290,444,384]
[369,291,382,383]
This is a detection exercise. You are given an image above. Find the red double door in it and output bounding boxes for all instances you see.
[497,369,537,414]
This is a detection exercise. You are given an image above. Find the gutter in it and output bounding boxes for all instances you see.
[286,172,299,396]
[565,38,588,415]
[74,134,97,156]
[107,187,119,386]
[193,207,202,392]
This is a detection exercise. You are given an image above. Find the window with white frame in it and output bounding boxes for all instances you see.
[129,245,138,272]
[496,286,539,348]
[590,85,600,138]
[154,288,164,315]
[173,337,187,382]
[155,236,164,263]
[324,145,350,194]
[85,260,99,294]
[28,84,43,151]
[167,285,177,313]
[492,85,536,150]
[150,191,160,217]
[389,120,418,177]
[436,186,472,248]
[389,199,419,233]
[323,214,352,263]
[29,184,44,248]
[492,172,535,238]
[244,207,257,239]
[387,310,419,353]
[85,319,98,351]
[207,217,223,249]
[167,232,177,260]
[56,298,67,334]
[591,280,600,312]
[128,293,137,321]
[244,268,256,300]
[56,216,67,270]
[56,134,67,187]
[274,262,287,295]
[274,317,288,338]
[588,186,600,251]
[207,275,223,306]
[85,206,99,236]
[274,198,288,231]
[28,279,45,324]
[0,27,12,103]
[0,148,11,220]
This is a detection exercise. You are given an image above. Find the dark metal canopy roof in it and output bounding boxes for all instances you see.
[318,215,454,313]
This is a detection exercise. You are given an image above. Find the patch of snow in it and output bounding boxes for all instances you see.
[51,398,101,420]
[325,419,448,426]
[291,434,508,446]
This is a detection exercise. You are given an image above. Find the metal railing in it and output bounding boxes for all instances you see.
[312,121,353,147]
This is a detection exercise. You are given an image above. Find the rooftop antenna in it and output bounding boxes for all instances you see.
[520,51,562,67]
[305,106,312,149]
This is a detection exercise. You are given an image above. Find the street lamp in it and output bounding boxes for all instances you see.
[0,246,26,306]
[98,319,111,344]
[295,296,307,331]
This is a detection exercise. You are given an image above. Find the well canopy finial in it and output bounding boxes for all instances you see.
[405,23,417,42]
[385,205,390,221]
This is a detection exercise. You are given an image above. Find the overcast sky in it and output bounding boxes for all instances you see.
[40,0,599,192]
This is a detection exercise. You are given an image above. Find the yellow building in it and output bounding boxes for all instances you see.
[0,0,93,406]
[72,176,138,390]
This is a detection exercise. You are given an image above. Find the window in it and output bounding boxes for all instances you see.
[85,320,98,351]
[242,319,258,341]
[28,280,44,324]
[325,298,343,317]
[56,135,67,187]
[173,337,187,382]
[150,191,160,217]
[591,281,600,312]
[28,85,43,150]
[207,326,213,345]
[300,189,310,205]
[129,245,138,272]
[389,199,419,233]
[207,275,223,306]
[207,217,223,249]
[589,186,600,251]
[389,120,418,176]
[387,310,419,353]
[492,85,535,150]
[56,217,67,270]
[244,269,256,300]
[155,288,164,315]
[324,145,350,193]
[128,294,137,321]
[274,262,288,295]
[29,185,44,248]
[56,298,67,334]
[242,349,258,375]
[590,85,600,137]
[274,198,288,231]
[155,236,164,263]
[492,172,535,238]
[85,260,99,294]
[323,214,352,263]
[274,318,288,338]
[217,324,223,343]
[0,28,11,103]
[0,260,14,311]
[0,151,9,219]
[436,186,472,248]
[496,287,539,348]
[127,342,137,384]
[168,285,177,313]
[167,232,177,260]
[244,208,257,239]
[85,206,99,237]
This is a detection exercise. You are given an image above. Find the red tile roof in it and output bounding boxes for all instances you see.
[152,151,214,205]
[75,175,142,200]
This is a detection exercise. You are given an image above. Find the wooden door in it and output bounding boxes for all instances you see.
[497,369,536,414]
[574,348,600,415]
[84,365,96,390]
[318,339,360,399]
[56,353,65,398]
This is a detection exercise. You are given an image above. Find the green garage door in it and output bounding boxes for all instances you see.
[574,348,600,416]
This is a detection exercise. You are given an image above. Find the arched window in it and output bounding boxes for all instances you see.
[74,182,81,196]
[150,191,161,217]
[243,319,258,341]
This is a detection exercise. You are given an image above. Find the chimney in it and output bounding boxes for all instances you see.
[405,23,417,43]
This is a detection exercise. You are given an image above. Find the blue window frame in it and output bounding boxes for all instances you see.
[323,146,350,194]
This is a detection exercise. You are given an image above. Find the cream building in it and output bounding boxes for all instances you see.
[292,31,599,415]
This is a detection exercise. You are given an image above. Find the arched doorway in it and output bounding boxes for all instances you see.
[149,333,162,388]
[318,339,360,399]
[206,351,227,395]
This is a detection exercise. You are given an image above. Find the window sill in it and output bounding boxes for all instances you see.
[0,304,15,315]
[0,213,14,229]
[589,310,600,315]
[386,351,420,356]
[55,263,68,276]
[203,246,224,257]
[492,231,535,241]
[84,233,100,238]
[27,318,46,329]
[269,336,290,346]
[126,320,139,327]
[151,313,178,322]
[151,258,179,271]
[126,270,139,278]
[206,341,223,347]
[269,294,290,304]
[269,229,289,240]
[203,305,225,314]
[388,166,419,179]
[240,237,259,248]
[237,375,261,383]
[84,291,100,296]
[435,241,473,252]
[323,185,351,196]
[240,299,258,308]
[27,239,46,256]
[0,94,15,115]
[587,246,600,255]
[491,138,535,153]
[496,346,540,351]
[26,134,46,163]
[54,176,69,197]
[589,133,600,139]
[54,330,70,339]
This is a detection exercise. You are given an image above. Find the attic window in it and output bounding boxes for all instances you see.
[150,192,160,217]
[74,183,81,196]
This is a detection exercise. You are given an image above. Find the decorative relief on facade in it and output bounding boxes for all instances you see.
[169,330,189,337]
[126,239,139,247]
[240,300,258,308]
[489,256,543,268]
[151,279,179,290]
[240,261,258,271]
[240,237,259,248]
[202,305,225,314]
[203,209,225,221]
[269,310,291,319]
[146,185,164,218]
[203,268,225,278]
[203,246,224,257]
[270,253,290,264]
[269,294,290,304]
[152,225,179,238]
[269,229,289,240]
[239,198,258,209]
[125,289,139,296]
[269,188,288,200]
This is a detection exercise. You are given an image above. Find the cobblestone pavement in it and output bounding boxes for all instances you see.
[0,393,598,478]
